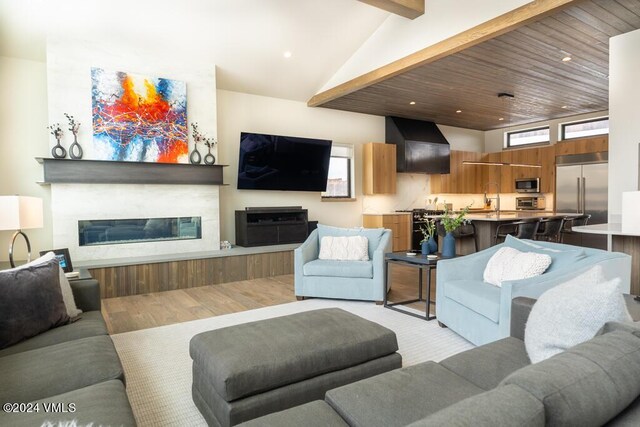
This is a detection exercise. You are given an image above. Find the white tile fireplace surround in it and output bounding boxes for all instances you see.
[51,183,220,262]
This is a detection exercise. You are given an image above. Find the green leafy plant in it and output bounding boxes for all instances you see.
[441,204,471,233]
[419,218,436,243]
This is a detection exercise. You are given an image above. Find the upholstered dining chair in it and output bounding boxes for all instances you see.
[494,218,541,245]
[535,216,566,242]
[560,214,591,243]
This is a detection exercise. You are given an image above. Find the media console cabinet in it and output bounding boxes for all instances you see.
[235,207,309,247]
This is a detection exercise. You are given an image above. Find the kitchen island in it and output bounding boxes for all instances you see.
[572,223,640,295]
[425,211,569,254]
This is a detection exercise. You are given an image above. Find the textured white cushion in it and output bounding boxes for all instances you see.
[483,247,552,287]
[525,265,631,363]
[318,236,369,261]
[5,252,82,318]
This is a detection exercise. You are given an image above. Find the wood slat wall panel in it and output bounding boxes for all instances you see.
[612,235,640,296]
[89,250,295,298]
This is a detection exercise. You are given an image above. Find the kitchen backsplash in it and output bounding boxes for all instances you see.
[361,173,554,213]
[430,193,555,211]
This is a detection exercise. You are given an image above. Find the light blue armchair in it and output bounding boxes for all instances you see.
[294,225,392,303]
[436,236,632,346]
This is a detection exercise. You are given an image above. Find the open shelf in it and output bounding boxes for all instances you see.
[36,157,227,185]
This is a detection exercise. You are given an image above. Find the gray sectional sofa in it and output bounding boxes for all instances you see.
[0,278,136,426]
[241,297,640,427]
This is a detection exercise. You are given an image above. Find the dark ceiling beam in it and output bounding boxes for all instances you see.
[357,0,425,19]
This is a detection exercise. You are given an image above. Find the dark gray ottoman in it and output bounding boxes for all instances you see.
[190,308,402,426]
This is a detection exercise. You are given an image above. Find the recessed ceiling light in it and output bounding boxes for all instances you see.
[409,101,416,105]
[562,56,572,62]
[561,105,568,109]
[283,51,292,58]
[498,117,504,121]
[456,110,462,113]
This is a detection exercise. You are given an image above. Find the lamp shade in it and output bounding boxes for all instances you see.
[0,196,44,230]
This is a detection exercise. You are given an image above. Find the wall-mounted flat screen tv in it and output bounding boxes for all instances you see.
[237,132,332,191]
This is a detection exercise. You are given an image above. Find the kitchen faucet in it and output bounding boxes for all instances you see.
[483,182,501,213]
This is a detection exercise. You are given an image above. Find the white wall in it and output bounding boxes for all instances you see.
[217,89,382,242]
[216,90,485,242]
[0,56,51,263]
[609,29,640,222]
[484,110,609,153]
[45,34,221,259]
[47,34,218,158]
[321,0,530,91]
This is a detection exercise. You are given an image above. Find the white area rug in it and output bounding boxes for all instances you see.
[111,299,474,426]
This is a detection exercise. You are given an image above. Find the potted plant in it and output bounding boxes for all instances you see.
[419,218,437,255]
[440,204,471,257]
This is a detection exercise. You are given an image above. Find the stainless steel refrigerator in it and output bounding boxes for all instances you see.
[555,152,608,250]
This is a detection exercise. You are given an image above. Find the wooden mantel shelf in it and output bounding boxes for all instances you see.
[36,157,227,185]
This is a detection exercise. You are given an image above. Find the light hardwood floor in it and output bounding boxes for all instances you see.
[101,264,436,334]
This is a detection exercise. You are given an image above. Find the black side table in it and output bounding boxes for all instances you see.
[383,252,449,320]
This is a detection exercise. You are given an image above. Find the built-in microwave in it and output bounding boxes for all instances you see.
[516,197,546,210]
[515,178,540,193]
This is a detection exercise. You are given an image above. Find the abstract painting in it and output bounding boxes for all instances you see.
[91,67,188,163]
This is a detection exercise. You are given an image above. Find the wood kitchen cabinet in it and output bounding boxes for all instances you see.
[430,150,483,194]
[538,145,556,193]
[363,143,396,195]
[363,213,411,251]
[555,136,608,156]
[429,136,607,195]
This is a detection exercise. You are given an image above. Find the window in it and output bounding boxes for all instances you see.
[561,117,609,140]
[506,126,550,148]
[322,143,354,199]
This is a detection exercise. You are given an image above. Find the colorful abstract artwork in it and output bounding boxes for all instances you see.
[91,67,188,163]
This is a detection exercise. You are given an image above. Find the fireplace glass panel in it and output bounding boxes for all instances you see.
[78,217,201,246]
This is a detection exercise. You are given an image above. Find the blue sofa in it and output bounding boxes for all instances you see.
[436,236,632,346]
[294,225,392,303]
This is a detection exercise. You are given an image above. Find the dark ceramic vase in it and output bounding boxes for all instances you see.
[51,138,66,159]
[190,146,202,164]
[442,232,456,257]
[427,236,438,254]
[69,135,83,159]
[204,145,215,165]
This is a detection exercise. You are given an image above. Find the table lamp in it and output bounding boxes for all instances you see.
[0,196,44,268]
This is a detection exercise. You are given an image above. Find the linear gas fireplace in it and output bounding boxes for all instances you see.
[78,217,202,246]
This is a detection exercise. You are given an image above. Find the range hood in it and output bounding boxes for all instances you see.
[385,116,450,174]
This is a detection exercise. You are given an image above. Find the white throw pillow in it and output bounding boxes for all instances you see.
[483,247,552,287]
[318,236,369,261]
[4,252,82,318]
[525,265,631,363]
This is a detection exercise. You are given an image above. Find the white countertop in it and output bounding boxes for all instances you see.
[572,223,640,237]
[425,212,571,222]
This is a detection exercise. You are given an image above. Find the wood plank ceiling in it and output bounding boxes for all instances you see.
[310,0,640,131]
